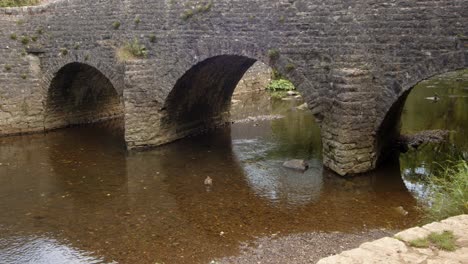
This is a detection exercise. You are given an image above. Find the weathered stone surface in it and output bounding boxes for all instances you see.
[0,0,466,175]
[283,159,309,171]
[318,215,468,264]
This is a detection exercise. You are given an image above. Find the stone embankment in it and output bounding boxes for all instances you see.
[317,215,468,264]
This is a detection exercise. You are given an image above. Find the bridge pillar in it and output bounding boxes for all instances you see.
[321,67,379,176]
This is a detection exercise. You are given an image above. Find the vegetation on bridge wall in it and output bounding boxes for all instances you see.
[0,0,40,7]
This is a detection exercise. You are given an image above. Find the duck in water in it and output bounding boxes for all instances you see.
[204,176,213,186]
[425,93,440,102]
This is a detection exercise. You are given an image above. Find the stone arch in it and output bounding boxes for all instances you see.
[375,52,466,163]
[43,60,124,130]
[157,41,329,141]
[161,56,314,141]
[160,41,326,120]
[42,51,125,96]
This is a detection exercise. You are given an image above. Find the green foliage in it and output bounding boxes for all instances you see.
[0,0,39,7]
[271,68,283,80]
[10,33,17,40]
[148,34,156,43]
[60,48,68,56]
[31,35,38,42]
[408,231,457,251]
[20,36,29,45]
[117,38,148,61]
[112,21,121,30]
[408,237,430,248]
[279,15,285,23]
[181,9,194,20]
[134,16,141,25]
[84,54,89,61]
[285,63,296,72]
[181,0,213,21]
[73,43,80,50]
[425,160,468,221]
[36,27,44,35]
[4,65,11,71]
[267,79,295,92]
[428,231,457,251]
[268,49,280,60]
[20,73,27,79]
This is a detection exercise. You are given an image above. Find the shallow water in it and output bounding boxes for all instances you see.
[0,70,466,264]
[400,70,468,201]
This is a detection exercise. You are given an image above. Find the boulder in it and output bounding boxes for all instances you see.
[283,159,309,171]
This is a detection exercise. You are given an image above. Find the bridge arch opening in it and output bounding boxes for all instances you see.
[44,62,124,130]
[376,68,468,167]
[162,55,257,137]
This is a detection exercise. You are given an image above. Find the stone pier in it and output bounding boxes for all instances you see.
[0,0,467,175]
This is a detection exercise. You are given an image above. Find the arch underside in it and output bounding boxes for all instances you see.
[45,62,124,130]
[161,55,257,139]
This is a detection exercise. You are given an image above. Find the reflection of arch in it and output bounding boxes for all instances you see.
[376,53,466,163]
[44,61,124,130]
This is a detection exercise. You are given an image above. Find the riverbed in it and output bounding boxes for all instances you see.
[0,70,467,263]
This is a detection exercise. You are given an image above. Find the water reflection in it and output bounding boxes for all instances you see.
[0,90,430,263]
[400,70,468,200]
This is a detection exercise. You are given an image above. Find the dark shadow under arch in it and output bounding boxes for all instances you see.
[45,62,124,130]
[162,55,257,137]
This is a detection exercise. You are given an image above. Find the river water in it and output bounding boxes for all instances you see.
[0,70,466,263]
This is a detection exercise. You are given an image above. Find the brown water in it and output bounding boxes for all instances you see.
[0,70,466,264]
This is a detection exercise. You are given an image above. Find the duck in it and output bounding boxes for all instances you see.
[425,93,440,102]
[204,176,213,186]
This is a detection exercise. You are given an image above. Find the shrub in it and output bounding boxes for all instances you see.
[267,79,295,91]
[285,63,296,72]
[4,65,11,71]
[60,48,68,56]
[134,16,141,25]
[268,49,280,60]
[10,33,17,40]
[148,34,156,43]
[112,21,121,30]
[425,160,468,221]
[20,36,29,45]
[117,38,148,61]
[181,9,194,20]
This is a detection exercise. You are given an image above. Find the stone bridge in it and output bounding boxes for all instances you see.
[0,0,466,175]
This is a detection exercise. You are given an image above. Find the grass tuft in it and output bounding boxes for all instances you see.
[116,38,148,62]
[409,237,430,248]
[268,49,280,61]
[112,21,121,30]
[425,160,468,221]
[428,231,457,251]
[408,231,457,251]
[0,0,40,7]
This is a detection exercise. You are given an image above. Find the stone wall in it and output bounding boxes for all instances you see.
[233,61,272,95]
[0,0,466,175]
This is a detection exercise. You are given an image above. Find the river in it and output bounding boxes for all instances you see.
[0,70,466,263]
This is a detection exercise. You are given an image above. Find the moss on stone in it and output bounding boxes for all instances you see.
[0,0,39,8]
